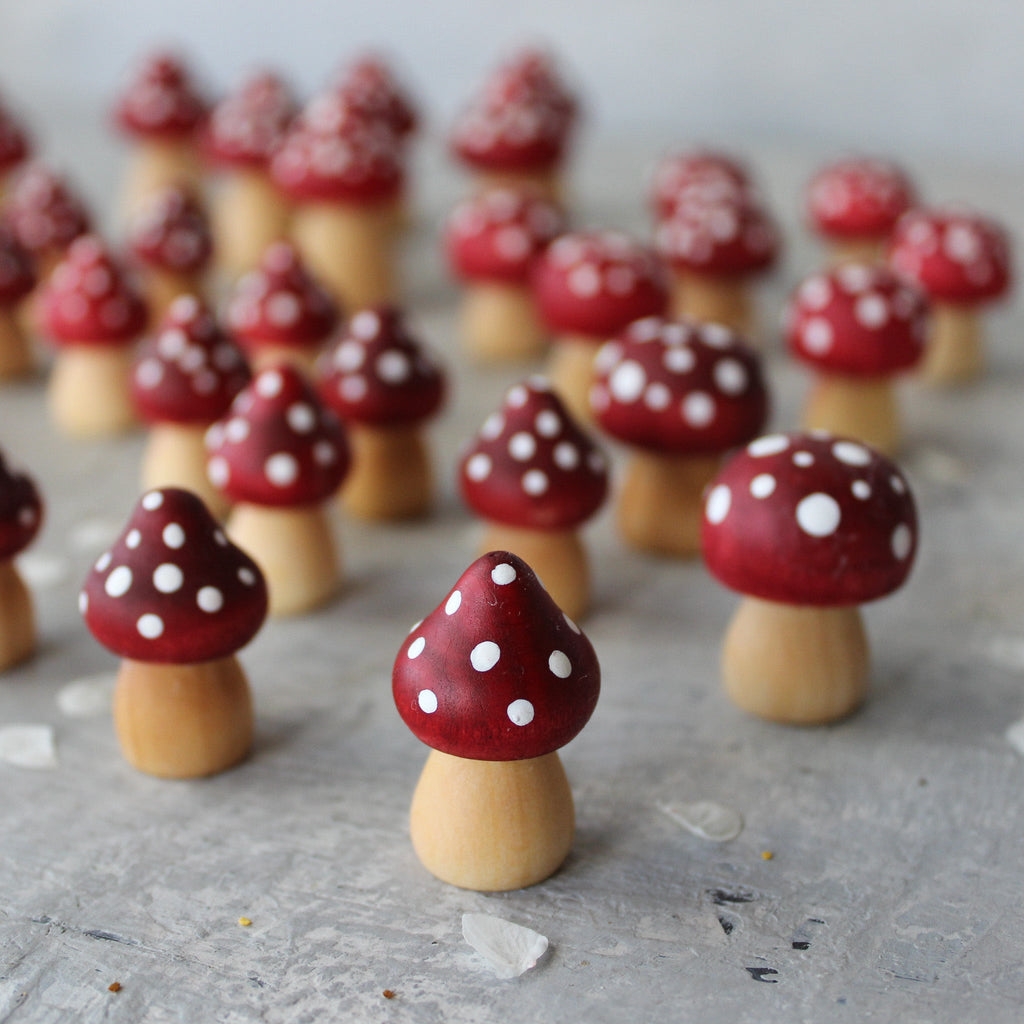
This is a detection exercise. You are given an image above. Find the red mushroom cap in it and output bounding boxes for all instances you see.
[202,71,297,169]
[591,316,768,455]
[702,431,917,606]
[270,90,405,204]
[333,55,418,138]
[488,49,579,124]
[225,241,338,355]
[807,158,915,241]
[887,208,1012,305]
[650,149,753,220]
[444,187,566,285]
[42,235,147,345]
[5,164,91,259]
[206,364,350,508]
[787,263,928,377]
[655,193,780,276]
[131,294,250,425]
[113,52,208,140]
[128,184,213,274]
[0,450,42,561]
[0,97,31,174]
[459,377,608,531]
[317,306,445,426]
[0,225,36,305]
[393,550,599,761]
[532,231,669,338]
[79,487,267,664]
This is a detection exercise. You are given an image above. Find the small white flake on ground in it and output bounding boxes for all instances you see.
[57,674,116,717]
[69,518,122,553]
[660,800,744,841]
[1005,720,1024,758]
[17,552,70,589]
[0,725,58,769]
[462,913,549,979]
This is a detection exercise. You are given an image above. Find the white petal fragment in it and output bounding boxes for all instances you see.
[57,674,116,717]
[660,800,744,842]
[462,913,549,979]
[0,725,58,770]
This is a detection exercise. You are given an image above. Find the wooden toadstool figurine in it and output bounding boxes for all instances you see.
[0,92,31,199]
[887,207,1012,384]
[0,451,43,671]
[224,240,338,376]
[41,235,148,437]
[649,148,753,221]
[80,487,267,778]
[701,431,917,724]
[533,231,669,423]
[131,294,251,516]
[206,364,350,616]
[444,187,565,362]
[333,54,419,142]
[393,550,600,891]
[786,263,928,454]
[458,378,608,621]
[317,306,445,520]
[591,316,767,557]
[806,158,916,266]
[0,225,37,379]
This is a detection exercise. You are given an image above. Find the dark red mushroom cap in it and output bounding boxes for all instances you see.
[888,208,1012,305]
[317,306,445,427]
[807,158,915,241]
[225,241,338,354]
[0,97,31,174]
[42,235,147,345]
[270,91,405,204]
[206,364,350,507]
[655,193,780,276]
[131,294,250,425]
[787,263,928,377]
[393,550,599,761]
[444,187,565,285]
[5,164,91,258]
[113,52,208,140]
[702,431,917,607]
[591,316,768,455]
[0,225,36,305]
[128,184,213,274]
[79,487,267,664]
[650,149,753,221]
[0,450,42,560]
[333,55,418,138]
[487,49,579,125]
[459,377,608,531]
[202,71,297,169]
[532,231,669,338]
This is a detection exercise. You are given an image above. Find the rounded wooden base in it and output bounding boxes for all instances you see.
[921,304,982,385]
[722,596,869,725]
[48,346,138,437]
[546,334,599,425]
[342,424,433,521]
[0,308,34,379]
[0,560,35,672]
[212,168,292,281]
[409,748,575,891]
[801,373,900,456]
[459,283,547,363]
[140,423,230,520]
[670,270,755,341]
[114,655,253,778]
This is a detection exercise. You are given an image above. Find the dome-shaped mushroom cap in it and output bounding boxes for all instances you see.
[787,264,928,377]
[444,187,565,285]
[206,364,350,507]
[0,97,31,173]
[5,164,91,257]
[333,55,419,138]
[42,235,147,345]
[80,487,267,664]
[650,149,753,221]
[113,52,208,139]
[0,225,36,305]
[459,377,608,531]
[132,294,250,425]
[532,231,669,337]
[225,241,338,352]
[202,71,297,169]
[128,184,213,273]
[701,431,917,607]
[317,306,445,427]
[393,550,599,761]
[592,316,768,455]
[0,450,42,561]
[888,208,1012,305]
[806,158,916,240]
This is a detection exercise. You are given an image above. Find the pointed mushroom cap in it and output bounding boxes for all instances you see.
[206,364,350,507]
[650,149,753,220]
[202,70,297,169]
[459,377,608,530]
[787,264,928,377]
[5,164,91,258]
[807,157,915,240]
[225,241,338,354]
[0,450,42,560]
[533,231,669,337]
[80,487,267,663]
[0,225,36,306]
[128,184,213,273]
[317,306,445,426]
[132,294,250,424]
[42,235,147,345]
[113,51,208,140]
[333,54,419,138]
[888,207,1012,305]
[701,431,917,606]
[393,551,599,761]
[591,316,768,455]
[0,96,31,173]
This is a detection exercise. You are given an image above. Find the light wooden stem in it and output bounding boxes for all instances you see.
[921,303,983,385]
[459,282,547,363]
[140,422,230,520]
[409,748,575,891]
[342,423,433,521]
[670,270,756,340]
[140,267,205,328]
[48,345,138,437]
[0,307,34,379]
[802,373,900,456]
[0,560,34,672]
[120,139,202,222]
[546,333,600,425]
[474,168,564,207]
[212,168,292,281]
[827,237,887,266]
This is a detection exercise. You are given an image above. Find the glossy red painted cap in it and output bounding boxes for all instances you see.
[0,225,36,305]
[128,184,212,273]
[333,55,418,138]
[650,149,753,221]
[113,52,208,140]
[202,71,297,169]
[807,158,915,241]
[0,450,42,561]
[5,164,91,258]
[393,550,599,761]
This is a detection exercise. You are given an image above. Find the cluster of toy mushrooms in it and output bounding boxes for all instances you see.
[0,42,1014,893]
